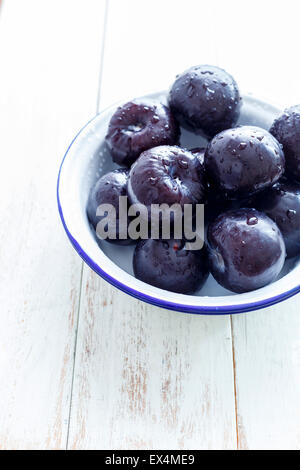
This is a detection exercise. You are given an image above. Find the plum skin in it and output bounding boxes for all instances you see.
[270,105,300,182]
[205,126,285,199]
[251,181,300,258]
[105,99,180,167]
[87,168,132,245]
[169,65,241,138]
[133,239,209,294]
[207,209,286,293]
[128,145,206,209]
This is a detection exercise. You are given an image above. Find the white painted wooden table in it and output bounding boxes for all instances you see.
[1,0,300,450]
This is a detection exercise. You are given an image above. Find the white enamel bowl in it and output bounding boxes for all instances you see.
[57,92,300,314]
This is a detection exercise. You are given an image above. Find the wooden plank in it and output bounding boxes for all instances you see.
[210,0,300,108]
[98,0,218,110]
[231,297,300,450]
[68,271,236,450]
[0,0,105,449]
[68,0,237,450]
[211,0,300,450]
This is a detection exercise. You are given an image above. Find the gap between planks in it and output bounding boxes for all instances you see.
[65,0,110,450]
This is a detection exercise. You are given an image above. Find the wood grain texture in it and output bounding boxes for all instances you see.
[0,0,105,449]
[68,268,236,449]
[68,0,237,450]
[1,0,300,450]
[232,297,300,450]
[214,0,300,450]
[210,0,300,109]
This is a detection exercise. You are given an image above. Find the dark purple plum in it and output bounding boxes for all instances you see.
[133,238,209,294]
[169,65,241,138]
[251,181,300,258]
[207,208,286,293]
[105,99,180,167]
[270,105,300,182]
[87,169,132,245]
[128,145,206,209]
[205,126,285,199]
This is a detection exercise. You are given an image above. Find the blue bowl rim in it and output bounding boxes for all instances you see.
[57,106,300,315]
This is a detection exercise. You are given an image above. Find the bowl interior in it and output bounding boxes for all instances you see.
[57,92,300,314]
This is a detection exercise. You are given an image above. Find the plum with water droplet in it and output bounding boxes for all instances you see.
[205,126,285,199]
[133,238,209,294]
[105,99,180,166]
[251,180,300,258]
[128,145,206,209]
[169,65,241,137]
[87,168,133,244]
[270,105,300,183]
[207,208,286,293]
